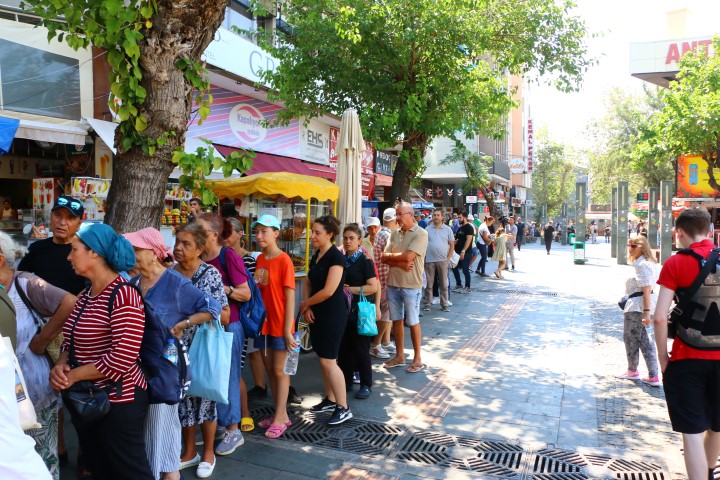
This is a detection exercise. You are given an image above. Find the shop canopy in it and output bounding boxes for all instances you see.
[210,172,339,202]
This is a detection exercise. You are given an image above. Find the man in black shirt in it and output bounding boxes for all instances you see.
[452,212,475,294]
[543,220,556,255]
[515,216,525,251]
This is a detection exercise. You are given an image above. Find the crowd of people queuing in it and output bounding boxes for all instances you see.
[0,191,564,480]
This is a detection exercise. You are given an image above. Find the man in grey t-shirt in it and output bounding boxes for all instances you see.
[505,216,518,270]
[422,209,455,312]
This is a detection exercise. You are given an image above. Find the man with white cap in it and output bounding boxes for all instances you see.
[362,217,380,253]
[369,210,397,359]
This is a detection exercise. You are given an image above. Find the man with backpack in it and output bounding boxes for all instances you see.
[654,208,720,480]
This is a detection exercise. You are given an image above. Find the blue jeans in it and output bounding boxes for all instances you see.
[217,321,245,427]
[452,252,471,288]
[476,242,488,274]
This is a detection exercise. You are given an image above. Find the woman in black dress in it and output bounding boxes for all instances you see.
[338,224,378,400]
[299,215,352,425]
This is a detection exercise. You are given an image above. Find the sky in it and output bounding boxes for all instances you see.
[532,0,720,149]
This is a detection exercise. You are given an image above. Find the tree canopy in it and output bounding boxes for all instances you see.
[587,87,671,203]
[531,132,579,222]
[633,37,720,191]
[440,144,501,217]
[22,0,251,231]
[255,0,593,200]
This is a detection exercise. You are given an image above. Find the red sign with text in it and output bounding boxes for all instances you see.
[329,127,375,200]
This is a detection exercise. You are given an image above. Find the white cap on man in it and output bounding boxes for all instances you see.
[383,208,396,222]
[366,217,381,227]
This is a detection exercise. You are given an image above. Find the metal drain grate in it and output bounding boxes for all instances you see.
[527,448,666,480]
[393,431,524,477]
[472,288,558,297]
[251,408,406,457]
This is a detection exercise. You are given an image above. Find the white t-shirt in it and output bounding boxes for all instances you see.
[477,223,490,244]
[0,337,52,480]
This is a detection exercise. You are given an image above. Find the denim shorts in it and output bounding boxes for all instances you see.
[255,334,287,351]
[387,286,421,326]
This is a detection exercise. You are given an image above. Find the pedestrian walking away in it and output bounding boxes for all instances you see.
[475,216,494,277]
[505,216,518,270]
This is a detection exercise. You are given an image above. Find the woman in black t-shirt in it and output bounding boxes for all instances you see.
[338,224,378,400]
[299,215,352,425]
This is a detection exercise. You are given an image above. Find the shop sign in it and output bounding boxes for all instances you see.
[511,198,523,207]
[0,155,63,180]
[165,183,192,201]
[188,87,300,158]
[202,27,277,87]
[300,118,330,165]
[508,157,525,174]
[65,144,93,175]
[465,195,478,203]
[362,174,375,201]
[676,154,720,198]
[329,126,375,190]
[375,151,395,176]
[527,119,534,172]
[666,39,713,66]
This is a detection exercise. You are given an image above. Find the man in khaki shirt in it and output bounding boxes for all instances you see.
[381,202,428,373]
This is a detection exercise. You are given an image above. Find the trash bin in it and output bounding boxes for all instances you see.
[568,233,575,244]
[573,241,586,264]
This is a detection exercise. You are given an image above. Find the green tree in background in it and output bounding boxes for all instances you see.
[440,144,501,218]
[588,87,671,203]
[532,133,577,222]
[255,0,593,201]
[634,37,720,192]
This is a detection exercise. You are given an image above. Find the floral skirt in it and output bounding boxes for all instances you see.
[27,401,59,480]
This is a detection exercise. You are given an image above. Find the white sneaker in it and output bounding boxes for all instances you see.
[382,342,397,354]
[180,453,201,470]
[447,301,453,306]
[431,297,440,305]
[369,344,390,359]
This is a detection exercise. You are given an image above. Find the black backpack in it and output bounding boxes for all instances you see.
[669,247,720,349]
[109,282,191,404]
[218,247,266,340]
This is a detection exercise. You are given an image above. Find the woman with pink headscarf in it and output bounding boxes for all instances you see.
[123,228,221,480]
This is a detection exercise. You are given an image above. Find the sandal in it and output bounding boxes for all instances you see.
[77,454,92,480]
[241,417,255,432]
[383,359,407,369]
[258,417,292,429]
[406,363,426,373]
[264,423,288,439]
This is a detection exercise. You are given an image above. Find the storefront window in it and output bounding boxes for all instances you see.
[0,38,81,120]
[226,1,255,41]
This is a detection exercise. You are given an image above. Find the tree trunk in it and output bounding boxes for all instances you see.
[104,0,227,232]
[480,186,502,219]
[389,131,428,203]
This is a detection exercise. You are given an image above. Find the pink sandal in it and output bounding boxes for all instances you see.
[264,423,289,439]
[258,417,292,429]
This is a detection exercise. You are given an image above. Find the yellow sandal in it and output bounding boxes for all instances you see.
[241,417,255,432]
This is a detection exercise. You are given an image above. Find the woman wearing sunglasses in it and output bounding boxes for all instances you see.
[616,235,661,387]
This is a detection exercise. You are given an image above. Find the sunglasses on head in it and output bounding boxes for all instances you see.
[627,244,639,249]
[56,197,83,211]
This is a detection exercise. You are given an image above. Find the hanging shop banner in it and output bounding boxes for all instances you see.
[527,119,534,173]
[187,87,300,158]
[300,118,330,165]
[329,126,375,199]
[676,154,720,198]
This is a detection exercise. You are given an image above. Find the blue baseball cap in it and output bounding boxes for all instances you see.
[251,214,281,230]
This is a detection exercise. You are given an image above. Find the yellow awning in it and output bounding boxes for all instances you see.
[210,172,339,202]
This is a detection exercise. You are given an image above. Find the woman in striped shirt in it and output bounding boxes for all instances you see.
[50,223,153,480]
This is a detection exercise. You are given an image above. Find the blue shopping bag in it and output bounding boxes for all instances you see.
[187,317,233,404]
[357,288,378,336]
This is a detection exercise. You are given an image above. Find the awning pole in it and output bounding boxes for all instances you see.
[305,198,311,273]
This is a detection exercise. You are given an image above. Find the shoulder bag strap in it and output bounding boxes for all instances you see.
[680,248,720,300]
[13,274,46,331]
[67,293,91,369]
[191,264,212,286]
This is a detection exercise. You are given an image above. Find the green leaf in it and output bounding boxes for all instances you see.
[135,114,148,132]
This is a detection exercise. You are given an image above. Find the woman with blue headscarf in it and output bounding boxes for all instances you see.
[50,224,154,480]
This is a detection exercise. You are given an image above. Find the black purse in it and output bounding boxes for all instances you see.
[618,291,645,310]
[62,295,112,427]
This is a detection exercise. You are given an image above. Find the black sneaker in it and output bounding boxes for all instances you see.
[355,386,371,400]
[327,405,353,425]
[311,396,337,412]
[288,386,302,405]
[247,385,267,400]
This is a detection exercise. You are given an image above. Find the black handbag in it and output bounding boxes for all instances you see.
[618,291,645,310]
[62,295,112,426]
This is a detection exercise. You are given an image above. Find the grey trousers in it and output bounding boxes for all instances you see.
[506,244,515,267]
[424,261,449,307]
[623,311,659,377]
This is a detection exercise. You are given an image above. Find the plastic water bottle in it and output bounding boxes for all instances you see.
[163,338,178,365]
[283,332,304,375]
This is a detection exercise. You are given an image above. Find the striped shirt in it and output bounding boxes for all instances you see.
[61,276,147,403]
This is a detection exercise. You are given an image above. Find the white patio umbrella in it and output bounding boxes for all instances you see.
[335,108,365,228]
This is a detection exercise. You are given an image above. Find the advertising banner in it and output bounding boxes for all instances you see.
[676,154,720,198]
[300,118,330,165]
[188,86,300,158]
[329,126,375,199]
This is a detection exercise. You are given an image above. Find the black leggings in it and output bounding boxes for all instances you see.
[74,387,153,480]
[339,310,372,388]
[545,238,553,253]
